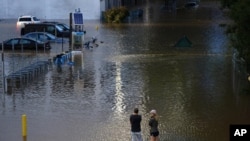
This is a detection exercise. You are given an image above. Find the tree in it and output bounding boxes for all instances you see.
[104,7,129,23]
[220,0,238,8]
[221,0,250,60]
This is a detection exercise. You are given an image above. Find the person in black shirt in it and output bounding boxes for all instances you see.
[130,108,143,141]
[149,109,159,141]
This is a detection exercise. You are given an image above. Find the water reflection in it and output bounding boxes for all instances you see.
[113,62,125,115]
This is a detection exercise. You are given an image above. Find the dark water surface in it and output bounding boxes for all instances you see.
[1,1,250,141]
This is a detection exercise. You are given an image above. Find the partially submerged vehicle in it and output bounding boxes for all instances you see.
[184,1,199,9]
[21,23,70,38]
[0,37,51,50]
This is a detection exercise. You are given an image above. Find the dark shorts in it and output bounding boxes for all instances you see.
[150,131,159,137]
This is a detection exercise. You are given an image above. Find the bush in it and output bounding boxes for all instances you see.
[104,7,129,23]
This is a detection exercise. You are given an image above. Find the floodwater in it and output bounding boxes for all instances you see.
[1,1,250,141]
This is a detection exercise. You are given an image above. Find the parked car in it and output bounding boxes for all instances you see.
[185,1,199,9]
[0,37,51,50]
[22,32,67,43]
[43,21,86,33]
[21,23,70,38]
[16,15,40,30]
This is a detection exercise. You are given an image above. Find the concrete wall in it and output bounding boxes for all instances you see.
[0,0,100,19]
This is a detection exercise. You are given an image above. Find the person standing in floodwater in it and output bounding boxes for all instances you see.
[130,108,143,141]
[149,109,159,141]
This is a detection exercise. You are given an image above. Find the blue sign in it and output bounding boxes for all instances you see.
[75,32,84,35]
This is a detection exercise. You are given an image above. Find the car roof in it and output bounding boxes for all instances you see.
[19,15,36,18]
[43,21,59,24]
[24,32,52,34]
[6,37,41,42]
[42,21,69,26]
[25,23,56,26]
[23,32,56,37]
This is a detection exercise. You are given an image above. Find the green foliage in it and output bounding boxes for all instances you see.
[220,0,239,8]
[104,7,129,23]
[223,0,250,59]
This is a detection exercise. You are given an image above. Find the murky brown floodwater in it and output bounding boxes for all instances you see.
[1,1,250,141]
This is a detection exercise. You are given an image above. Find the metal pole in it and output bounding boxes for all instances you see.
[12,41,14,72]
[10,41,15,94]
[36,38,38,62]
[69,13,73,51]
[62,34,64,52]
[21,41,24,91]
[43,29,46,53]
[2,43,5,93]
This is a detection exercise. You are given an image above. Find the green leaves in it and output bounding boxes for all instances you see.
[222,0,250,59]
[104,7,129,23]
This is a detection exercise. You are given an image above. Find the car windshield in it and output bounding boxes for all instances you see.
[55,25,64,32]
[63,24,70,29]
[35,39,44,43]
[57,25,67,31]
[45,33,56,39]
[59,24,70,31]
[33,17,40,21]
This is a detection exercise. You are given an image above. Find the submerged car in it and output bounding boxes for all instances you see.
[22,32,67,43]
[21,23,70,38]
[185,1,199,9]
[42,21,86,33]
[0,37,51,50]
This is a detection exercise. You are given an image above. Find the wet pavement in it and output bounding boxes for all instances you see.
[1,1,250,141]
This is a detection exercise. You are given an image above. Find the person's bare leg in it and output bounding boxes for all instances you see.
[150,136,156,141]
